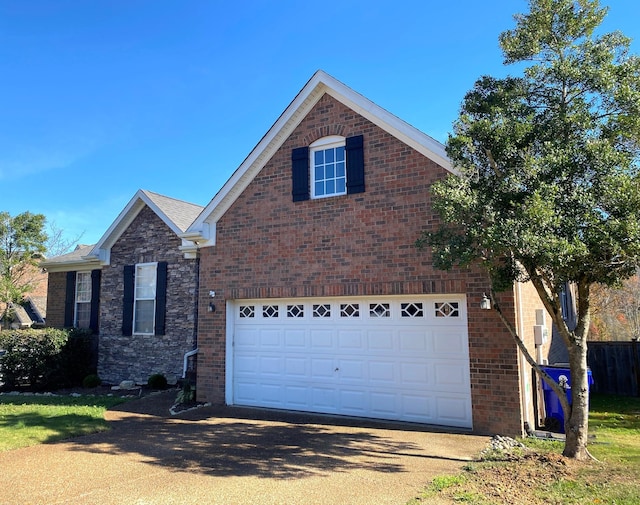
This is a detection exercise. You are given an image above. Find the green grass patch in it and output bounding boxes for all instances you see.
[0,394,127,452]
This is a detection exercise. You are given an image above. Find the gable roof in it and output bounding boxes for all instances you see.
[89,189,204,264]
[183,70,453,246]
[42,190,204,270]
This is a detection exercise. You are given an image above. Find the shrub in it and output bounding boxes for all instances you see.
[147,373,168,390]
[0,328,97,390]
[82,374,102,388]
[0,328,68,389]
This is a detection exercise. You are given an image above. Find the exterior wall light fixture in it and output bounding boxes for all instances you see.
[480,293,492,310]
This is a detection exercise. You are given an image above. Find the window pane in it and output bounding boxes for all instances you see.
[314,151,324,164]
[326,164,334,178]
[325,148,334,163]
[134,300,155,334]
[315,181,324,196]
[336,178,345,193]
[315,166,324,180]
[136,265,156,298]
[75,302,91,329]
[336,161,345,177]
[326,180,335,194]
[336,146,345,161]
[76,272,92,303]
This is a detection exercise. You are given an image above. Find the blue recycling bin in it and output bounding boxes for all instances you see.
[540,365,593,433]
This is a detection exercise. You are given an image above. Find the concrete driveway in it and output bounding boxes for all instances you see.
[0,391,489,505]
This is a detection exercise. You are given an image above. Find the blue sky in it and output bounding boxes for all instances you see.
[2,0,640,249]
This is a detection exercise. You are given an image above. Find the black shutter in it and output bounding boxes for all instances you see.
[346,135,365,194]
[122,265,135,336]
[154,262,168,336]
[291,146,310,202]
[64,271,77,327]
[89,269,101,334]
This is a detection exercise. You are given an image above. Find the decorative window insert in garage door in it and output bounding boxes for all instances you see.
[227,296,472,428]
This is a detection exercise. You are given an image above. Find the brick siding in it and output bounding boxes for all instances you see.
[195,93,536,436]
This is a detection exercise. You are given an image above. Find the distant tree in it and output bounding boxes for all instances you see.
[418,0,640,460]
[591,275,640,341]
[0,212,48,312]
[45,220,84,257]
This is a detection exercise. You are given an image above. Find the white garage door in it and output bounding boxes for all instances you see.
[229,296,472,428]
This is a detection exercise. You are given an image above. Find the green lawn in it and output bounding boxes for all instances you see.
[0,394,127,452]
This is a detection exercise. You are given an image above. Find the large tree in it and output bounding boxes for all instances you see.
[418,0,640,459]
[0,211,48,312]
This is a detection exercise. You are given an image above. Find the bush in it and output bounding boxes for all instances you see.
[147,373,168,390]
[82,374,102,388]
[0,328,68,389]
[0,328,97,390]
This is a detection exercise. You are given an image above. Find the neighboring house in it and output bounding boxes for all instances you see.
[0,266,48,330]
[1,296,47,329]
[182,70,551,437]
[42,190,204,385]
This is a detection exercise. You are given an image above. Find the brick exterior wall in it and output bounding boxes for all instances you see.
[98,206,198,385]
[195,93,534,436]
[45,271,67,328]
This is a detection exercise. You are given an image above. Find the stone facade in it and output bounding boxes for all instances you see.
[195,93,546,436]
[98,206,198,384]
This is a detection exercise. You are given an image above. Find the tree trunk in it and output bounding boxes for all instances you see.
[562,337,591,459]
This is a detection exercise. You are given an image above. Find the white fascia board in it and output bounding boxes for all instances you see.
[41,257,102,273]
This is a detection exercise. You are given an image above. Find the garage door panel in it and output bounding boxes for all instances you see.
[367,330,395,351]
[435,396,472,427]
[310,330,334,349]
[284,357,307,377]
[433,361,471,392]
[433,329,468,355]
[284,329,306,347]
[260,356,282,375]
[311,358,335,378]
[400,362,429,385]
[398,330,429,352]
[232,296,472,428]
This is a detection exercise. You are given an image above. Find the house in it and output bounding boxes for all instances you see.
[0,265,48,330]
[42,190,204,385]
[181,71,552,436]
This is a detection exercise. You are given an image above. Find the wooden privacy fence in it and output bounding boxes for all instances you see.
[587,341,640,396]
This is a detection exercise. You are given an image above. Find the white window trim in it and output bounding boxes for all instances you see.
[133,262,157,335]
[310,135,346,199]
[74,271,92,329]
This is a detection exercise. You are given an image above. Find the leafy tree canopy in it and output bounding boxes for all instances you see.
[0,211,48,306]
[418,0,640,459]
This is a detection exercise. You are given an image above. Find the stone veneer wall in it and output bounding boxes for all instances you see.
[98,205,198,385]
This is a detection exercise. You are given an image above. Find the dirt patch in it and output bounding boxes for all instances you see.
[418,448,586,505]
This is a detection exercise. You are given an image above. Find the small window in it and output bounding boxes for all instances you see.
[435,302,460,318]
[263,305,279,318]
[310,136,346,199]
[370,303,390,318]
[287,304,304,318]
[313,304,331,318]
[74,272,92,329]
[340,303,360,318]
[134,263,157,334]
[401,302,424,318]
[240,305,255,318]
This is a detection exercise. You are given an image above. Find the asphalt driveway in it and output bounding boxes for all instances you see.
[0,391,489,505]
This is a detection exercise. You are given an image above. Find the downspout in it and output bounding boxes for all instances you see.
[183,348,199,379]
[516,281,533,431]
